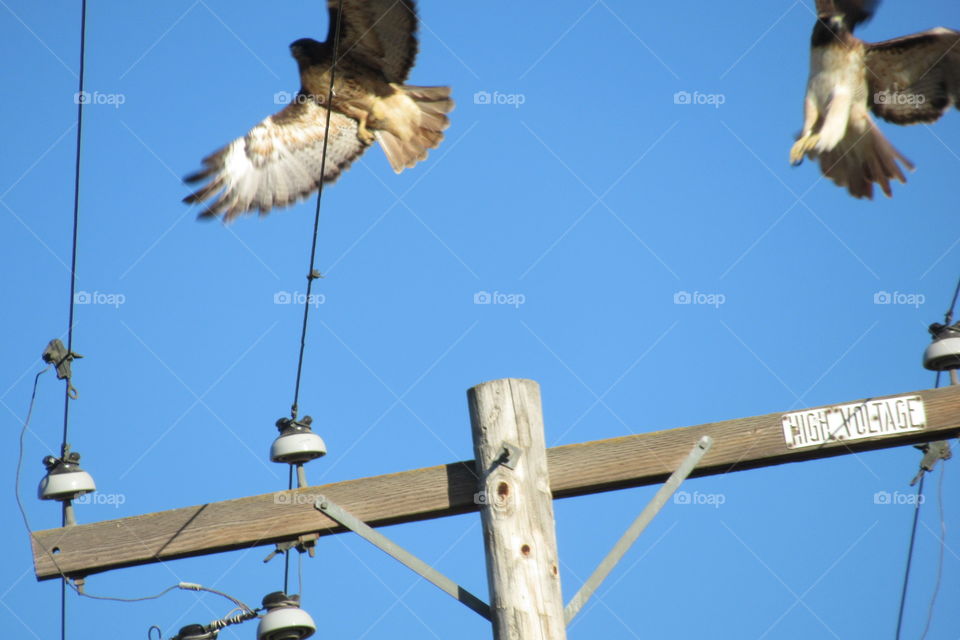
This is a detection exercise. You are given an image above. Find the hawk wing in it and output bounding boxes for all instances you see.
[866,28,960,124]
[327,0,418,83]
[183,99,370,221]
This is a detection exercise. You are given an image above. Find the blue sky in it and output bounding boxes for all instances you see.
[2,1,960,638]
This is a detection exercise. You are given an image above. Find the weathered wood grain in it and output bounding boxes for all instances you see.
[469,378,566,639]
[32,384,960,580]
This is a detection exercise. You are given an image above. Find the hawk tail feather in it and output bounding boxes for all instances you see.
[816,116,914,199]
[377,85,454,173]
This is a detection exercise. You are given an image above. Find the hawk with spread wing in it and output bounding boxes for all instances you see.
[184,0,453,221]
[790,0,960,198]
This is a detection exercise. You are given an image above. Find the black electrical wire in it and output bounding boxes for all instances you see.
[896,274,960,638]
[62,0,87,458]
[894,473,924,640]
[919,463,947,640]
[919,275,960,637]
[943,276,960,325]
[290,0,345,421]
[61,3,88,638]
[15,367,50,543]
[285,0,345,601]
[932,275,960,390]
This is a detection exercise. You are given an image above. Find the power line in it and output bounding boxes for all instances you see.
[15,367,50,541]
[919,463,947,640]
[894,473,924,640]
[943,276,960,325]
[898,273,960,638]
[63,0,88,457]
[61,2,89,638]
[290,0,346,421]
[285,0,346,600]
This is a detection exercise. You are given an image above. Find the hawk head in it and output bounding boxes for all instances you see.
[812,13,845,41]
[812,11,868,48]
[289,38,330,65]
[811,0,878,45]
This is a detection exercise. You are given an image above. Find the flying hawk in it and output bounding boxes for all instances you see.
[790,0,960,198]
[184,0,453,221]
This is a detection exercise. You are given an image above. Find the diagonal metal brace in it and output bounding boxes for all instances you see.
[564,435,713,624]
[315,497,491,620]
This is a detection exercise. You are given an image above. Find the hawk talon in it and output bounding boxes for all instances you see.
[789,139,806,166]
[790,134,819,166]
[357,126,376,145]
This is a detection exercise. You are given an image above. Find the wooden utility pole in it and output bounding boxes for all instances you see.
[469,379,566,640]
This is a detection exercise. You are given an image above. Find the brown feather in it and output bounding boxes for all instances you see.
[866,28,960,125]
[328,0,418,83]
[183,101,370,222]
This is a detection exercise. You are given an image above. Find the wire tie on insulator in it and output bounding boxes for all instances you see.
[209,609,259,630]
[42,339,83,399]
